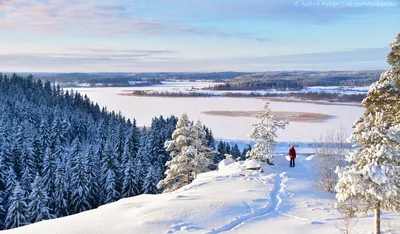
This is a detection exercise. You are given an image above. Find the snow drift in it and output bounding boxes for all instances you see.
[4,156,400,234]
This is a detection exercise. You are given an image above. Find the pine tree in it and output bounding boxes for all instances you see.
[335,34,400,234]
[241,144,252,160]
[158,114,212,192]
[70,138,90,214]
[4,167,17,208]
[0,191,5,229]
[42,148,57,208]
[231,144,241,160]
[28,174,53,223]
[158,113,195,192]
[85,148,100,208]
[52,161,69,218]
[31,136,44,175]
[143,166,158,194]
[192,120,213,175]
[5,183,28,229]
[387,33,400,69]
[216,140,226,164]
[101,136,120,204]
[122,157,139,198]
[248,101,288,162]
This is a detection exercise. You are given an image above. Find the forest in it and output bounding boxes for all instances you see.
[0,73,248,230]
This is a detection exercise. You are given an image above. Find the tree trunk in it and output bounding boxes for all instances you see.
[375,202,381,234]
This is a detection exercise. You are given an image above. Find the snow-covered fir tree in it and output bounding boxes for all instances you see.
[28,174,53,223]
[248,101,288,162]
[69,138,91,214]
[5,183,28,229]
[192,120,213,175]
[0,190,5,229]
[101,136,120,204]
[122,157,139,197]
[85,148,100,209]
[335,34,400,234]
[143,166,159,194]
[52,160,69,218]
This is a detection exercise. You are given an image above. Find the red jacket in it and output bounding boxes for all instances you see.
[289,147,296,159]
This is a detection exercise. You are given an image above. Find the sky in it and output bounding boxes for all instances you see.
[0,0,399,72]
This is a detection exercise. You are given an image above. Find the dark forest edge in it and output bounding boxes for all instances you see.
[123,90,366,103]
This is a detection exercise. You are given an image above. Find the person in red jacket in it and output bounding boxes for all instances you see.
[289,146,296,167]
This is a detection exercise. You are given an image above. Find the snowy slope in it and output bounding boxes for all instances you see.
[5,156,399,234]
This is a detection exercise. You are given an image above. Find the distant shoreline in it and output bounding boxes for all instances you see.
[118,91,363,107]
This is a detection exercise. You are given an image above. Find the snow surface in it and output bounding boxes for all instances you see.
[72,86,364,142]
[6,155,399,234]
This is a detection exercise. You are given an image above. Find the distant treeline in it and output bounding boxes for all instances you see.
[28,72,249,87]
[213,71,383,90]
[6,71,383,89]
[127,90,366,103]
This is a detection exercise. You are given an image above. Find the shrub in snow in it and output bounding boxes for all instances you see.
[248,101,288,162]
[313,127,350,193]
[158,113,213,192]
[335,34,400,234]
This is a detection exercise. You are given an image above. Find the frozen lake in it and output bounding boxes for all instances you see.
[72,84,365,143]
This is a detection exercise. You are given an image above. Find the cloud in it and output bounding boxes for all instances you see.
[0,0,269,41]
[0,47,390,72]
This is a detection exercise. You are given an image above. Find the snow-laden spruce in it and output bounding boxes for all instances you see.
[335,34,400,234]
[248,101,288,162]
[28,175,54,223]
[158,113,213,192]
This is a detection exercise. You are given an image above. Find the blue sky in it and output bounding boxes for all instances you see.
[0,0,399,72]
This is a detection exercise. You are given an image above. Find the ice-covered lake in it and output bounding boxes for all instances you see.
[72,82,365,143]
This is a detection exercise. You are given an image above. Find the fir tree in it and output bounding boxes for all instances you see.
[122,157,139,197]
[231,144,241,160]
[4,167,17,208]
[85,148,100,208]
[28,174,53,223]
[70,138,90,214]
[5,183,28,229]
[192,120,213,175]
[0,191,5,229]
[143,167,158,194]
[248,101,288,162]
[52,160,69,218]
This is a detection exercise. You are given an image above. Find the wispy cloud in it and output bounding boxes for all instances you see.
[0,0,268,41]
[0,47,390,72]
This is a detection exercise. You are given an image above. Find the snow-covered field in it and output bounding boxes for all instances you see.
[6,155,399,234]
[73,85,364,142]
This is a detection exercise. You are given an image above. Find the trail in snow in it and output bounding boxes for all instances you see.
[205,172,283,234]
[206,156,326,234]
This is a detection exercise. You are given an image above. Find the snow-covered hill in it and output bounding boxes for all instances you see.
[4,156,399,234]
